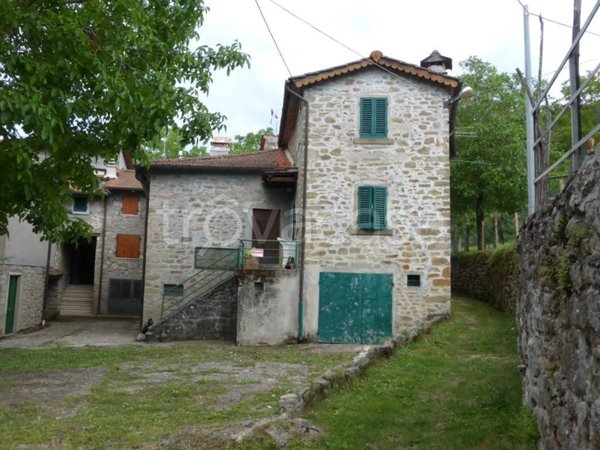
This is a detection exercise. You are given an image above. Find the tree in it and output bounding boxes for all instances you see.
[145,127,207,159]
[230,127,274,154]
[0,1,249,242]
[451,57,527,250]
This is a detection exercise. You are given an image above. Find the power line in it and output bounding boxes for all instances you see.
[254,0,292,77]
[517,0,600,38]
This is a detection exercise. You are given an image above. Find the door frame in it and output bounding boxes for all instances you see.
[5,274,21,335]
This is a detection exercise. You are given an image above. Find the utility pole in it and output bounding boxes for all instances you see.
[523,4,536,215]
[570,0,583,173]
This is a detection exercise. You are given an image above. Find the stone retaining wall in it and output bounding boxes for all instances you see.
[517,151,600,450]
[451,247,518,312]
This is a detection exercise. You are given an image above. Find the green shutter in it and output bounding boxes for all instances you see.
[360,97,387,138]
[374,98,387,137]
[372,186,387,230]
[357,186,373,230]
[360,98,373,137]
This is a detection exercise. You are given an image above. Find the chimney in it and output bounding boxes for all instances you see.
[210,136,230,156]
[420,50,452,74]
[260,132,278,151]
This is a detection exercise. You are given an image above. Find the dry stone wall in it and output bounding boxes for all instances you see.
[518,151,600,449]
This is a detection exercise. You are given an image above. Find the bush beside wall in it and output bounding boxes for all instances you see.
[451,245,518,312]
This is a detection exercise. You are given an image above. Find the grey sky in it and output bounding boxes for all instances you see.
[197,0,600,139]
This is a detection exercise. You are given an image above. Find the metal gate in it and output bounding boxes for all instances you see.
[318,272,392,344]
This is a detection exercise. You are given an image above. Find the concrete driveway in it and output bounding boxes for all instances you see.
[0,317,140,348]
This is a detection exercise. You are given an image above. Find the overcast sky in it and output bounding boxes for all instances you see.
[196,0,600,139]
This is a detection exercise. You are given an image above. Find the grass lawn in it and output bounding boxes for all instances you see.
[0,342,353,449]
[238,297,538,450]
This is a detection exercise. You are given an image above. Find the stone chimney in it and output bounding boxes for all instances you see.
[260,132,278,151]
[210,136,230,157]
[420,50,453,74]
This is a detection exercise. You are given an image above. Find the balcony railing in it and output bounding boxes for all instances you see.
[240,239,298,270]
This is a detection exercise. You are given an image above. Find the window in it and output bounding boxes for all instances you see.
[357,186,387,231]
[122,194,139,215]
[163,284,183,296]
[360,97,388,138]
[407,274,421,287]
[116,234,141,258]
[72,196,89,214]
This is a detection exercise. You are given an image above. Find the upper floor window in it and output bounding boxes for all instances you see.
[116,234,141,259]
[72,196,89,214]
[357,186,387,231]
[360,97,388,139]
[122,194,139,215]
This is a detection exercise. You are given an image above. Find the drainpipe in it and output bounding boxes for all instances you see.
[137,168,151,330]
[97,195,108,315]
[42,241,52,319]
[286,84,309,342]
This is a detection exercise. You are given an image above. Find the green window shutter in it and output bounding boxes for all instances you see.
[357,186,373,230]
[360,98,373,137]
[374,98,387,137]
[360,97,387,138]
[372,186,387,230]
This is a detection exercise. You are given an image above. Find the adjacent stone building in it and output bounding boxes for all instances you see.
[0,153,146,336]
[140,50,462,345]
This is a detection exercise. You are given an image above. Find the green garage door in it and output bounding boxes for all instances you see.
[318,272,393,344]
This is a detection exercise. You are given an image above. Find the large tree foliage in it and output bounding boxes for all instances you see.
[451,57,527,250]
[0,0,249,242]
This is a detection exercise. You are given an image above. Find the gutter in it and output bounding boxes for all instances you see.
[136,166,151,330]
[97,195,108,315]
[285,83,309,342]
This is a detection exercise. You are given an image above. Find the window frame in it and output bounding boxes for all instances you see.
[359,97,388,139]
[72,195,89,215]
[357,185,388,231]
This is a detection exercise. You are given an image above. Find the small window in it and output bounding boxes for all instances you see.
[116,234,141,258]
[163,284,183,296]
[254,282,265,293]
[122,194,139,215]
[72,196,89,214]
[357,186,387,231]
[407,274,421,287]
[360,97,388,138]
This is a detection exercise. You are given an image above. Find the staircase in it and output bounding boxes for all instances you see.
[158,248,240,324]
[60,284,94,317]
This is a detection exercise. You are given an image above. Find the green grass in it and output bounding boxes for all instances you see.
[0,342,352,449]
[238,297,538,450]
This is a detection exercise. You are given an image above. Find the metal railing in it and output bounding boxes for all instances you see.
[240,239,299,270]
[160,248,239,320]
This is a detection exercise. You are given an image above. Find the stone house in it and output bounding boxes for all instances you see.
[0,152,146,336]
[140,50,462,345]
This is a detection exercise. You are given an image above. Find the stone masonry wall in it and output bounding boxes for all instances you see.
[150,277,237,341]
[143,173,294,322]
[518,151,600,449]
[0,264,45,335]
[451,248,518,312]
[289,67,453,337]
[98,192,146,315]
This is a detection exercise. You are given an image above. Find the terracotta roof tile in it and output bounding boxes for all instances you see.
[150,149,294,172]
[291,50,460,89]
[105,169,143,191]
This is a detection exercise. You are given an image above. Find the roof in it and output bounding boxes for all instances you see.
[104,169,143,191]
[289,50,459,90]
[149,149,294,173]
